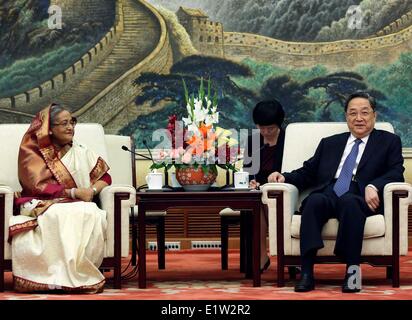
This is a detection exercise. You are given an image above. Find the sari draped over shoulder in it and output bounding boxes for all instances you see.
[9,105,111,293]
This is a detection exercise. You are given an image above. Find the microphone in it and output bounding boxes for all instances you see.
[121,145,152,161]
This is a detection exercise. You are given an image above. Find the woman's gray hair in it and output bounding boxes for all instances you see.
[49,103,69,126]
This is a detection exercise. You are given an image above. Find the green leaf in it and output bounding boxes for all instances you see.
[210,164,218,175]
[150,163,165,170]
[207,77,211,103]
[199,77,205,103]
[190,93,195,119]
[201,164,209,175]
[182,77,189,104]
[213,91,218,108]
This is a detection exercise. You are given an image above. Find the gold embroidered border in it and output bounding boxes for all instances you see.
[8,220,38,243]
[90,157,110,185]
[13,276,105,294]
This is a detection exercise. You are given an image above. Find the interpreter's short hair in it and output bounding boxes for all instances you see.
[344,91,376,112]
[252,100,285,127]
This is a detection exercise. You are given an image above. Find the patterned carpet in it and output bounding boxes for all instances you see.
[2,249,412,300]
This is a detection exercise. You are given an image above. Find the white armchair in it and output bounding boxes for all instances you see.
[261,122,412,287]
[0,123,136,291]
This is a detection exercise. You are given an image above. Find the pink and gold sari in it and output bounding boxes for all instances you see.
[8,105,111,293]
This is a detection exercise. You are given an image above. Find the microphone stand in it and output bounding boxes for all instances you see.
[121,145,152,160]
[162,168,173,190]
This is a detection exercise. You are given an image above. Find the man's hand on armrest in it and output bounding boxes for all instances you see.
[268,172,285,183]
[365,185,380,212]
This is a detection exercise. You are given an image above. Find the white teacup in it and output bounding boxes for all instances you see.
[170,172,181,188]
[234,171,249,189]
[146,172,163,190]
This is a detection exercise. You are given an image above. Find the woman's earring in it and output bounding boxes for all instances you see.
[49,131,52,135]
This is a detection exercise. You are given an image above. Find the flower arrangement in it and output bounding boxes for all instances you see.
[150,78,239,180]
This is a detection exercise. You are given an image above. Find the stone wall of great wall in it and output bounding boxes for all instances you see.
[179,9,412,70]
[72,0,173,129]
[0,1,125,120]
[221,24,412,69]
[376,10,412,36]
[50,0,115,26]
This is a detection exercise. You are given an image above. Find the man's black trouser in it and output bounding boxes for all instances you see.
[299,181,377,265]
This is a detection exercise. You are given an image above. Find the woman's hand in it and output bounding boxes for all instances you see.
[74,188,94,202]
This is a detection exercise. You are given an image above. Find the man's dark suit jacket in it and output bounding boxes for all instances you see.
[283,128,405,209]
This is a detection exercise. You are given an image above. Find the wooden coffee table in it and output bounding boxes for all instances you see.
[135,190,263,288]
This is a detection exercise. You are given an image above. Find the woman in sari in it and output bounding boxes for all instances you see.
[8,103,112,293]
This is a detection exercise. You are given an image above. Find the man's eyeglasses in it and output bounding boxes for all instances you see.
[346,110,374,119]
[52,117,77,128]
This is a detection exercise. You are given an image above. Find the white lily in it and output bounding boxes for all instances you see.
[205,114,216,126]
[182,116,192,127]
[193,104,207,123]
[187,123,200,135]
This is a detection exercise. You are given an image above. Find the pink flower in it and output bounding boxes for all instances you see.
[182,151,193,164]
[170,147,184,159]
[159,150,167,160]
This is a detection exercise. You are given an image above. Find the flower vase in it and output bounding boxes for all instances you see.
[175,166,217,191]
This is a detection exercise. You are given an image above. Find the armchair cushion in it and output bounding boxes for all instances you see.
[290,214,385,240]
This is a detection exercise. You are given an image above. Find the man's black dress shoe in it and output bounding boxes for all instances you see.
[294,274,315,292]
[342,273,361,293]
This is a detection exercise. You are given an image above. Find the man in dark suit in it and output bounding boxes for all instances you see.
[268,92,404,293]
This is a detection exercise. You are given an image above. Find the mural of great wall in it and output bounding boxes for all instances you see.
[1,0,412,134]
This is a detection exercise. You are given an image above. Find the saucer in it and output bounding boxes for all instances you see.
[221,186,251,191]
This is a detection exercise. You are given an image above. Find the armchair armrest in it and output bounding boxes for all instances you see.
[383,182,412,255]
[99,184,136,258]
[0,185,14,261]
[261,183,299,256]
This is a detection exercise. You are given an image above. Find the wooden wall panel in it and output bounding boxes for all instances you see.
[143,208,240,240]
